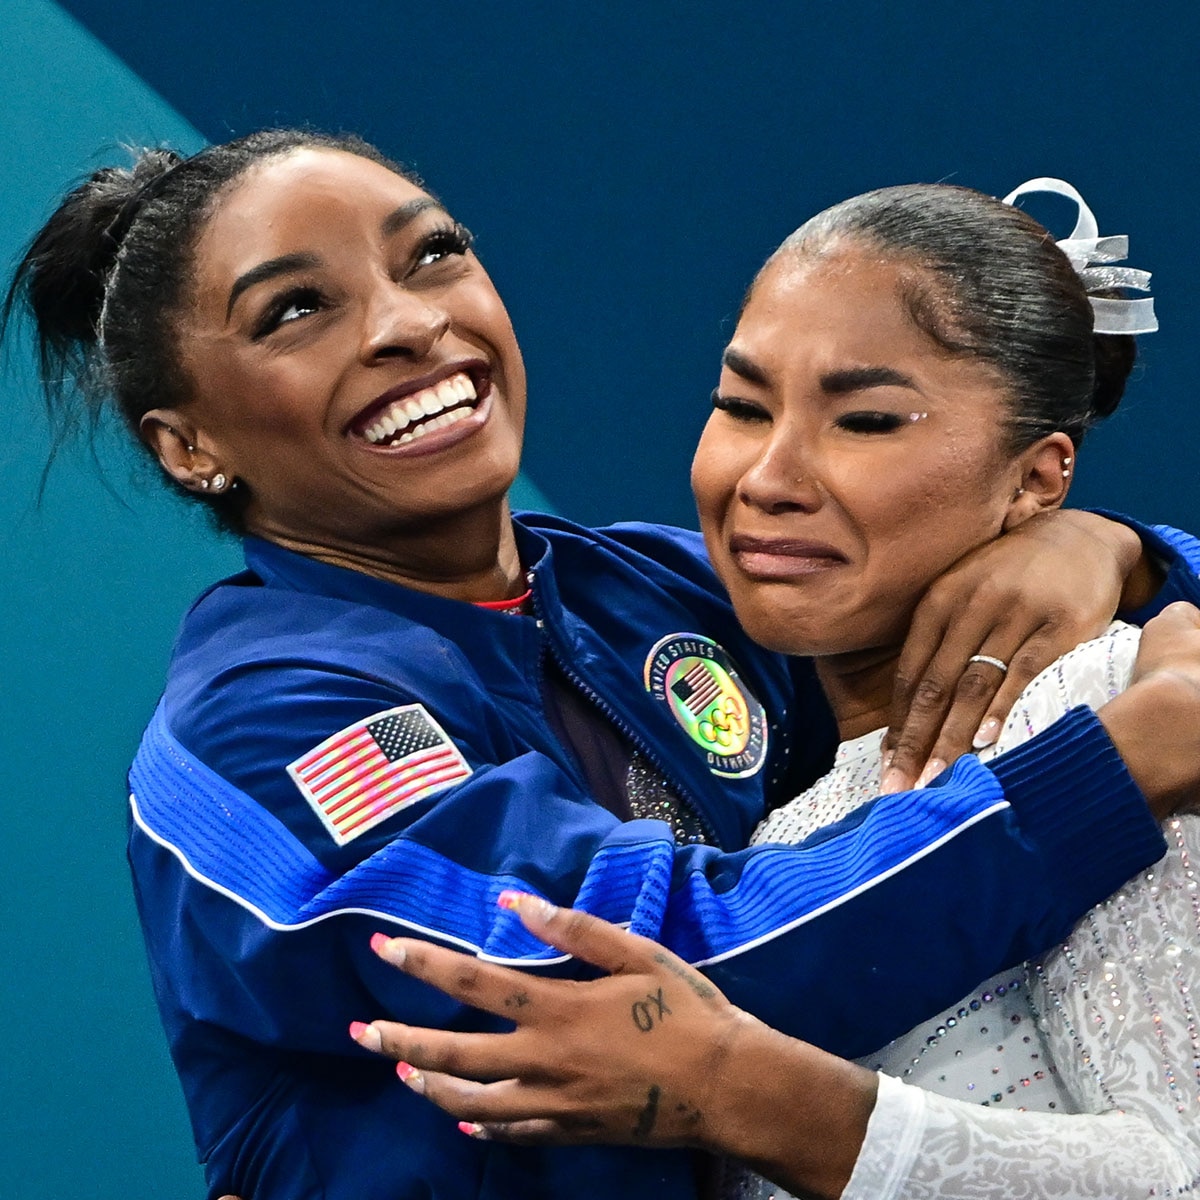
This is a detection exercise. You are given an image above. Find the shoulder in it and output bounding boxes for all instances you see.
[985,622,1140,760]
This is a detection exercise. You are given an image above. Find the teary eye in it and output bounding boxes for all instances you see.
[711,390,770,422]
[835,411,907,434]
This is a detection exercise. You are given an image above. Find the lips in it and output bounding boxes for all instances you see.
[346,363,491,448]
[728,533,847,579]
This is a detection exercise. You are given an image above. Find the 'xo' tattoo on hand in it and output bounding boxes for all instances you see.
[631,987,671,1032]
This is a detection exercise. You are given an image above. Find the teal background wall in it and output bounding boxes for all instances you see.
[2,2,1198,1196]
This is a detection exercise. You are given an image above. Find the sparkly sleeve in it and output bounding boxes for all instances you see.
[840,626,1200,1199]
[842,1075,1200,1200]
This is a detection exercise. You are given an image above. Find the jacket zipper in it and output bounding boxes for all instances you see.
[526,570,721,847]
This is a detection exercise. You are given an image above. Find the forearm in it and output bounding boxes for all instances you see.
[706,1013,877,1200]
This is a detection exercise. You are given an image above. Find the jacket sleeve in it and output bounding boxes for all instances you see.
[130,693,1164,1062]
[1093,513,1200,618]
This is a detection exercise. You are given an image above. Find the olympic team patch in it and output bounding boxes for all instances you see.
[288,704,472,845]
[644,634,768,778]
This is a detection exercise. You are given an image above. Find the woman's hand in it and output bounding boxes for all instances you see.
[1099,601,1200,820]
[353,893,750,1148]
[352,894,876,1199]
[882,510,1152,792]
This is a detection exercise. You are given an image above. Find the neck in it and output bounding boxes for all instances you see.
[253,498,526,603]
[814,645,903,743]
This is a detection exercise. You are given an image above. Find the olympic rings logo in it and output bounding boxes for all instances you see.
[698,695,747,748]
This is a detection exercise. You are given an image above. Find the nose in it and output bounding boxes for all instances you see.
[359,278,451,363]
[736,433,823,515]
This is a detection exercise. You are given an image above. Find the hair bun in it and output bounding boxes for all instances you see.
[1091,331,1136,419]
[10,148,183,359]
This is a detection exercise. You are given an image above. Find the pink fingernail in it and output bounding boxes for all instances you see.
[497,889,526,912]
[396,1062,424,1093]
[349,1021,369,1040]
[458,1121,487,1138]
[370,932,390,954]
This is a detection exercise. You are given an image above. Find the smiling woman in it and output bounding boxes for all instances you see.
[9,135,1200,1200]
[142,147,527,589]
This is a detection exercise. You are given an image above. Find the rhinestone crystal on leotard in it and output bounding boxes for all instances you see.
[626,750,708,844]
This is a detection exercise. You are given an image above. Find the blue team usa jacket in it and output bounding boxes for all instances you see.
[128,514,1200,1200]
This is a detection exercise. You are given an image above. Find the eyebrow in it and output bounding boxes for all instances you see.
[225,198,448,320]
[721,350,918,396]
[820,366,919,393]
[381,197,445,238]
[721,347,770,385]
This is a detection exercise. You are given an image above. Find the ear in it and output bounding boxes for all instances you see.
[139,409,227,493]
[1002,432,1076,532]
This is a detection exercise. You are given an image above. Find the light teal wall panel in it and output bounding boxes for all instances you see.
[2,2,226,1195]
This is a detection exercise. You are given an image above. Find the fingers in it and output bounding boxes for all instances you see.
[1133,601,1200,684]
[884,595,1004,791]
[370,932,550,1022]
[393,1066,609,1143]
[457,1118,593,1146]
[352,1018,542,1079]
[922,625,1065,779]
[497,891,664,978]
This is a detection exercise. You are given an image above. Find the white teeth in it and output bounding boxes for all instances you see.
[359,372,478,446]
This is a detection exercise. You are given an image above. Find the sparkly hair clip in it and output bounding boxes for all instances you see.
[1002,177,1158,335]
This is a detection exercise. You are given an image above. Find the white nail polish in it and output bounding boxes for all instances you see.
[973,718,1001,750]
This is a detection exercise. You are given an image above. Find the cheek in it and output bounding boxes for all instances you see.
[855,452,1010,579]
[690,422,739,515]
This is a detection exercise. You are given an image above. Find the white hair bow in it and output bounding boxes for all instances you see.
[1002,177,1157,335]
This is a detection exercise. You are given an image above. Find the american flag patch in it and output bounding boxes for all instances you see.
[671,661,722,717]
[287,705,472,845]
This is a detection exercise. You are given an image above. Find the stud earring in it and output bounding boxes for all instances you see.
[1062,455,1073,479]
[199,478,210,491]
[211,473,228,492]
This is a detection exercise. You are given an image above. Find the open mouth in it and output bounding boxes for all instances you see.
[350,367,488,448]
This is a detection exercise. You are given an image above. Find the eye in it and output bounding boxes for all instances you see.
[253,287,324,338]
[835,411,907,434]
[413,223,474,269]
[711,390,770,422]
